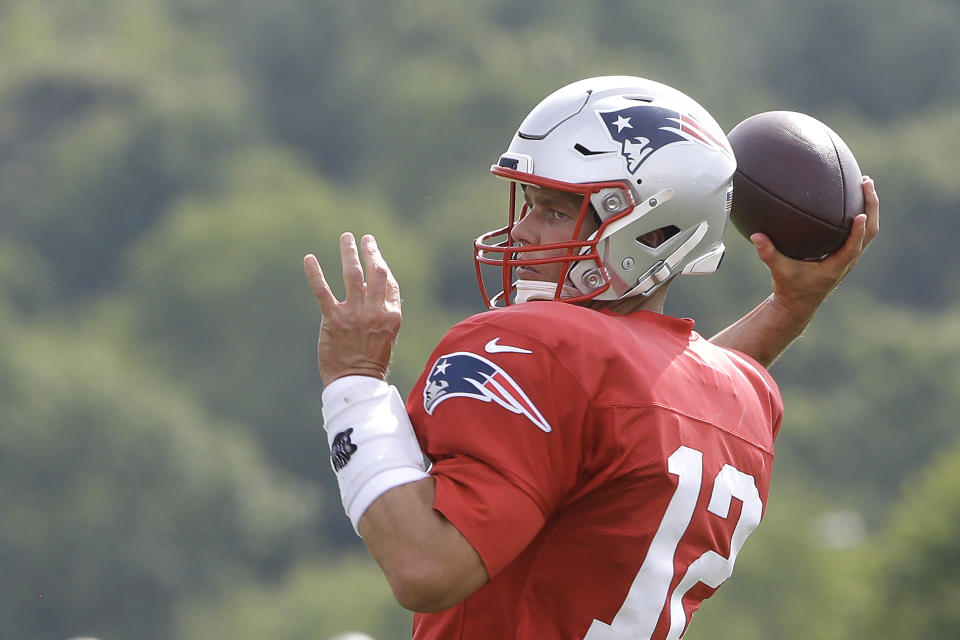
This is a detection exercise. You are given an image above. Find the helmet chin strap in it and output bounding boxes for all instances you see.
[622,219,710,297]
[514,280,582,303]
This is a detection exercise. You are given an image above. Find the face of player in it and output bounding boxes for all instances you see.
[510,184,599,285]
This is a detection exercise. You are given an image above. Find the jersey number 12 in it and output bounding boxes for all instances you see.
[584,445,763,640]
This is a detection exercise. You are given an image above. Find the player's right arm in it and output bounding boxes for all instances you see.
[710,176,879,366]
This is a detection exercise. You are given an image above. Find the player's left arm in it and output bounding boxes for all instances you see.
[356,476,489,612]
[304,233,488,612]
[710,176,879,367]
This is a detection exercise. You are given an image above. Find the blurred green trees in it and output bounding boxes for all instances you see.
[176,554,411,640]
[0,320,316,640]
[852,440,960,638]
[1,0,958,638]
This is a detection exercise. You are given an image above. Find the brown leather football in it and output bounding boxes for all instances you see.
[727,111,864,260]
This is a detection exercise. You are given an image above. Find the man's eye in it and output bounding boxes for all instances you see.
[551,210,569,221]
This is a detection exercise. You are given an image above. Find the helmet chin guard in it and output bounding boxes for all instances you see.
[514,280,583,304]
[474,76,736,309]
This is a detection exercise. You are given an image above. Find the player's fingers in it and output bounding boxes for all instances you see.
[862,176,880,247]
[823,213,866,270]
[360,235,390,302]
[750,232,784,268]
[340,232,365,299]
[303,254,339,311]
[848,211,868,253]
[820,177,874,268]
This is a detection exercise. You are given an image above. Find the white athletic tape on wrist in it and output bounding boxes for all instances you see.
[321,375,429,532]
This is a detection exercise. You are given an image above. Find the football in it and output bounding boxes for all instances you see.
[727,111,864,260]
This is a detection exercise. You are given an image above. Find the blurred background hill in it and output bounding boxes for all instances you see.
[1,0,958,638]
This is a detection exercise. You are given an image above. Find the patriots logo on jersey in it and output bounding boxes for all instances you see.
[599,105,729,174]
[423,351,552,433]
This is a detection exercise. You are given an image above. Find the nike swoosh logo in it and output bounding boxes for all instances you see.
[484,338,533,354]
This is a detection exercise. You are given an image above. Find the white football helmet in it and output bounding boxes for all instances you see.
[474,76,736,307]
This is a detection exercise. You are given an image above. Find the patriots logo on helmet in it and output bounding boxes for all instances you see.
[599,105,730,174]
[423,351,552,433]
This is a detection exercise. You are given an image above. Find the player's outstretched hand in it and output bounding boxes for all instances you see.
[304,232,402,385]
[751,176,879,319]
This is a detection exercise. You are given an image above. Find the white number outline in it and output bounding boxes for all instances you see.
[584,446,763,640]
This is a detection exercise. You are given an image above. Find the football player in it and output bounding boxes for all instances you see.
[305,76,879,639]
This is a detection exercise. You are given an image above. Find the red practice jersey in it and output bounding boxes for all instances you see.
[406,302,783,640]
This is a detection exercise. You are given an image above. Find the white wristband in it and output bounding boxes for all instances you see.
[321,375,429,532]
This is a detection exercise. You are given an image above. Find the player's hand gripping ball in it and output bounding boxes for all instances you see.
[727,111,864,260]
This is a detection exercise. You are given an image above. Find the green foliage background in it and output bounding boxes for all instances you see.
[1,1,957,638]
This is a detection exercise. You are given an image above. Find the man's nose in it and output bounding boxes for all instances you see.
[510,208,538,246]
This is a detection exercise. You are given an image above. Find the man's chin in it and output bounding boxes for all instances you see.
[515,267,542,280]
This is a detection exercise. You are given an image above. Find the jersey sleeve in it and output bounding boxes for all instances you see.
[722,345,785,441]
[407,313,590,578]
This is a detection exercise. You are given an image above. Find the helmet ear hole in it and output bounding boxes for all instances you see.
[637,225,680,248]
